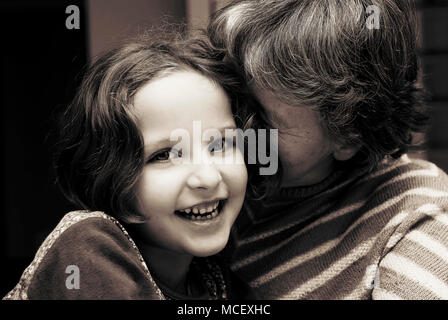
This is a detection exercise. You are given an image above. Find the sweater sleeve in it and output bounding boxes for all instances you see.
[9,213,163,300]
[372,207,448,300]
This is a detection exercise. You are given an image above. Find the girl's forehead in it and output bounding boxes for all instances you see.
[133,70,235,143]
[134,70,227,112]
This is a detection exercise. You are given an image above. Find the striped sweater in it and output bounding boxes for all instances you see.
[226,155,448,299]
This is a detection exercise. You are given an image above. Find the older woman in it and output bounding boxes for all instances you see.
[209,0,448,299]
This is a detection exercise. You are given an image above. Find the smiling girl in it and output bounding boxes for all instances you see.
[3,33,249,300]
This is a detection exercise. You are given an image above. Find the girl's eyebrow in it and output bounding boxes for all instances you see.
[215,125,237,132]
[204,125,238,139]
[144,125,238,156]
[144,138,174,158]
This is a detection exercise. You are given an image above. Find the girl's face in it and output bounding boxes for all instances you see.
[132,70,247,257]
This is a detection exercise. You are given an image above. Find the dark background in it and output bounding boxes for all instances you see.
[0,0,88,296]
[1,0,447,297]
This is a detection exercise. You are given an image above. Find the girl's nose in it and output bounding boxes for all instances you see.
[186,165,223,190]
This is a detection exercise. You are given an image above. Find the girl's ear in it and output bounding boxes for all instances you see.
[332,143,359,161]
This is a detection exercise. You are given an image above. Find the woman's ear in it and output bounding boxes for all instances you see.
[332,143,359,161]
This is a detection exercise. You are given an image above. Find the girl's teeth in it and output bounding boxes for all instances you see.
[178,200,223,215]
[177,200,224,220]
[177,206,221,221]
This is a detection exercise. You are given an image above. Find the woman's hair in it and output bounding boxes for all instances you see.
[53,29,251,223]
[208,0,429,174]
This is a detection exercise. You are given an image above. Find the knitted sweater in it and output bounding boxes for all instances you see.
[226,155,448,299]
[3,211,237,300]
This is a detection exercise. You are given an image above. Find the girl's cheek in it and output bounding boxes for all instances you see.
[138,167,184,201]
[235,150,248,180]
[220,162,248,194]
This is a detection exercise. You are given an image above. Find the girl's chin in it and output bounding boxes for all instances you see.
[183,237,229,257]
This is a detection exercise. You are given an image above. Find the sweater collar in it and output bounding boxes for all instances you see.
[272,161,370,202]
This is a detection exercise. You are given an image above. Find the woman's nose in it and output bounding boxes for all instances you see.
[186,164,223,190]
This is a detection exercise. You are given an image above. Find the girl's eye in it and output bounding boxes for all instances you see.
[149,148,182,163]
[208,137,235,153]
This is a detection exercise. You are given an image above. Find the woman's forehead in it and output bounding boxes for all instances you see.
[251,85,318,129]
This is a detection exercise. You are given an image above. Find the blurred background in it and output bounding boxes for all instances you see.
[0,0,447,297]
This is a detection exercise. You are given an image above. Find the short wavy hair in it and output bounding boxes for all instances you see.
[208,0,429,171]
[53,30,251,223]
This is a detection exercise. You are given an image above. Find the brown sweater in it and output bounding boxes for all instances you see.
[3,211,235,300]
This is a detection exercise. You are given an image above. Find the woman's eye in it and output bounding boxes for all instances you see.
[209,137,235,153]
[149,148,182,162]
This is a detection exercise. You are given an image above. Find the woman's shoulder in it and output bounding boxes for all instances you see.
[4,211,163,300]
[372,155,448,187]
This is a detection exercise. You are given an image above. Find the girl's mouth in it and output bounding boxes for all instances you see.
[175,200,226,221]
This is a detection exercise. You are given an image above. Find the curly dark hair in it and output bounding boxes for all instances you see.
[53,30,252,223]
[208,0,429,173]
